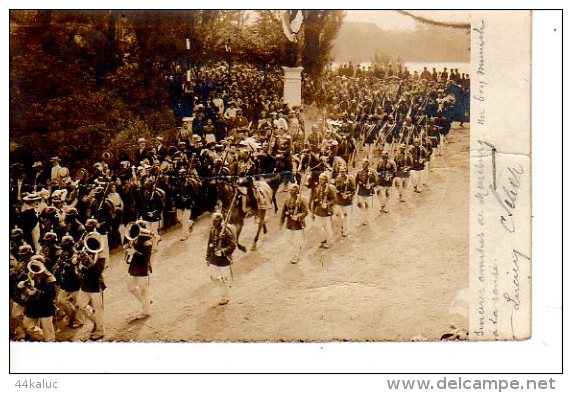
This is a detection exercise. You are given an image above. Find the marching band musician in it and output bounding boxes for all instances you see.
[86,185,115,263]
[355,158,378,226]
[206,212,236,306]
[280,183,309,264]
[53,235,84,329]
[173,167,194,241]
[125,221,153,319]
[376,151,398,213]
[9,244,34,340]
[140,177,166,250]
[76,218,106,341]
[39,231,61,272]
[310,172,337,249]
[334,166,356,237]
[21,255,57,342]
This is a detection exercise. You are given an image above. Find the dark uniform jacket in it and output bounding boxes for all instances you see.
[280,195,309,230]
[311,183,337,217]
[128,237,153,277]
[395,152,413,177]
[376,159,398,187]
[9,262,29,306]
[355,168,377,197]
[334,175,356,206]
[24,272,57,319]
[53,250,82,292]
[79,254,106,293]
[206,224,236,267]
[410,145,428,170]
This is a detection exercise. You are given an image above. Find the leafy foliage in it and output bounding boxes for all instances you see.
[10,10,344,169]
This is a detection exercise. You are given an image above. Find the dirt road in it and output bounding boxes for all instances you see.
[63,125,469,342]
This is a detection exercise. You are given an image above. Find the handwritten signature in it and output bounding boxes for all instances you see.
[477,140,525,233]
[503,249,531,311]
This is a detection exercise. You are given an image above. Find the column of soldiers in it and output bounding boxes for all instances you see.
[9,64,463,342]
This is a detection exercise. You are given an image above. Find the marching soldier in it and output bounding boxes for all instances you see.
[206,213,237,306]
[410,138,428,193]
[421,132,435,185]
[280,184,309,263]
[125,221,153,319]
[355,158,378,226]
[310,172,337,249]
[376,151,398,213]
[394,144,413,201]
[333,166,356,237]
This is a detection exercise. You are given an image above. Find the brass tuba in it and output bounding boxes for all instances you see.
[27,259,47,276]
[83,232,104,254]
[76,232,105,272]
[16,258,46,302]
[124,220,151,263]
[125,220,151,242]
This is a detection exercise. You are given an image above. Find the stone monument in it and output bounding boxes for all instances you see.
[281,66,304,108]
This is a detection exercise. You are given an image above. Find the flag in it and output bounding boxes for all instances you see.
[281,10,304,43]
[290,10,304,34]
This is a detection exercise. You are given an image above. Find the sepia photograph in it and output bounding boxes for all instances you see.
[9,9,477,345]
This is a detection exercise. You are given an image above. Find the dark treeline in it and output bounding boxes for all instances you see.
[9,10,344,168]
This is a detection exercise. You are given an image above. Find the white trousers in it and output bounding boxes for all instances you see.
[285,229,305,261]
[376,186,392,210]
[176,208,192,240]
[314,215,333,244]
[209,265,231,303]
[56,289,83,323]
[127,275,151,314]
[394,176,408,199]
[411,169,424,192]
[356,195,373,224]
[335,205,352,234]
[77,290,104,334]
[23,315,55,342]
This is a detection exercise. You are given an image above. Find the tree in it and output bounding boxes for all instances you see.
[302,10,345,76]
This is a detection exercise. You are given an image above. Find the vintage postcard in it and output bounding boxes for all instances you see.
[8,9,532,372]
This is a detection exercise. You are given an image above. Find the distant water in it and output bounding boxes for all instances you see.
[332,61,471,76]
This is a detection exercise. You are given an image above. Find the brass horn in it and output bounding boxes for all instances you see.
[27,259,46,275]
[125,220,151,242]
[83,232,104,254]
[125,221,141,242]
